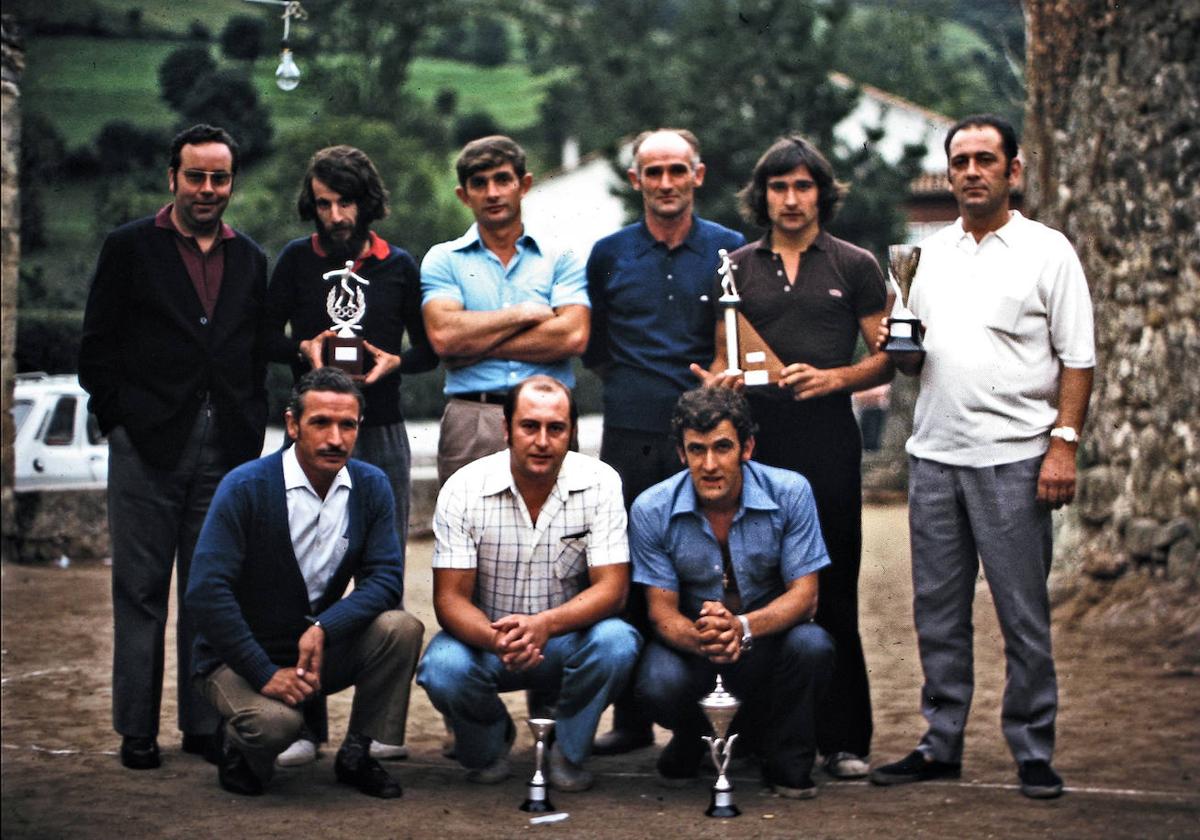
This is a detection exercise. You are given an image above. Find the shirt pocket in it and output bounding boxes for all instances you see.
[554,538,589,582]
[983,291,1026,335]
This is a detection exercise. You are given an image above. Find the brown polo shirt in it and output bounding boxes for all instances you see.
[155,204,236,318]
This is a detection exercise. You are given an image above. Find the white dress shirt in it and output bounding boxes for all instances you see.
[283,445,352,608]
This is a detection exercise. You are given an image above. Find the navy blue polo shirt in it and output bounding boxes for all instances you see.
[583,217,745,434]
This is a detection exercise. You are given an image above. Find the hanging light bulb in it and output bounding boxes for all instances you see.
[276,47,301,91]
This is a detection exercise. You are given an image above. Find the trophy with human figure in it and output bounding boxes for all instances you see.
[715,249,785,387]
[323,260,370,377]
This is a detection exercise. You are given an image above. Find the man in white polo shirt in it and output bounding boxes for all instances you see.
[871,114,1094,799]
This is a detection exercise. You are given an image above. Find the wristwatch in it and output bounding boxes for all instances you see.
[736,614,753,651]
[1050,426,1079,444]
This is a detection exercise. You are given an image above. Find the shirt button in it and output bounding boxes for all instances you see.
[667,274,673,280]
[784,286,791,292]
[776,270,783,276]
[199,316,208,325]
[668,294,674,300]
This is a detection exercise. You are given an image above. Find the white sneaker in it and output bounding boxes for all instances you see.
[369,741,409,760]
[824,752,869,779]
[276,738,318,767]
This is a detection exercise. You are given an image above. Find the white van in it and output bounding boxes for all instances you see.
[11,373,107,492]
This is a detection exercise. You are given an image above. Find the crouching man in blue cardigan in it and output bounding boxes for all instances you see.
[187,368,424,798]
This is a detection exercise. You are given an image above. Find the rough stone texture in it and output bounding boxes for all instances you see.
[1025,1,1200,591]
[13,490,110,563]
[1,16,23,565]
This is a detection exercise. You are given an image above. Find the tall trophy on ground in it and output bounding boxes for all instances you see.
[323,260,371,377]
[882,245,925,353]
[716,249,784,386]
[520,718,555,813]
[699,676,741,818]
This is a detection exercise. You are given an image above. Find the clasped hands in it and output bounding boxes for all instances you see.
[300,329,401,384]
[491,613,550,672]
[261,623,324,706]
[695,601,742,664]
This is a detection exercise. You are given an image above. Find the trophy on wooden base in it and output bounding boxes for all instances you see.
[882,245,925,354]
[323,260,370,377]
[716,249,785,387]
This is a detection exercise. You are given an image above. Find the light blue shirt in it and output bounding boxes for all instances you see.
[630,460,830,619]
[421,223,589,394]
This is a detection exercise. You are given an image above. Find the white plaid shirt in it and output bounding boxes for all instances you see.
[433,450,629,621]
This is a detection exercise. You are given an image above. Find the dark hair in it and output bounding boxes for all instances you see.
[670,388,757,447]
[503,375,577,433]
[286,368,365,420]
[297,145,390,225]
[737,135,844,228]
[630,128,702,169]
[944,113,1020,167]
[169,124,240,174]
[455,135,527,187]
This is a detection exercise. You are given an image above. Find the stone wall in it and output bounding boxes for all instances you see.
[1,16,23,564]
[1024,1,1199,584]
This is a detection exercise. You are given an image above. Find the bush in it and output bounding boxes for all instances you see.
[220,15,266,63]
[453,111,502,148]
[159,45,216,110]
[16,310,83,375]
[177,68,274,164]
[94,121,167,173]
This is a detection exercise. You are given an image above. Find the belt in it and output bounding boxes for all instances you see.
[452,391,508,406]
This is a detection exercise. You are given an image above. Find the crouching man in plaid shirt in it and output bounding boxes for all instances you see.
[417,375,641,793]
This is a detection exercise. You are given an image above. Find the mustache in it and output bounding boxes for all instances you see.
[317,446,348,458]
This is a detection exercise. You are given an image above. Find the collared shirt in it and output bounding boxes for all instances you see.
[283,445,353,607]
[432,450,628,621]
[154,203,236,318]
[630,461,829,619]
[583,216,745,434]
[421,223,589,395]
[724,230,886,379]
[906,211,1095,467]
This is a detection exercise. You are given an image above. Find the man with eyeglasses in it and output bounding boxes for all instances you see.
[582,128,744,755]
[80,123,270,772]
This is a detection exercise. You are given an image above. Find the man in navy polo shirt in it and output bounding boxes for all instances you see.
[583,128,744,754]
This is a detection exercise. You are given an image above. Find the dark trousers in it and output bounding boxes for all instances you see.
[748,393,872,758]
[108,410,226,738]
[635,624,834,776]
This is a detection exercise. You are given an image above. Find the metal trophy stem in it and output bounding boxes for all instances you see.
[883,244,925,354]
[520,718,555,813]
[699,676,741,818]
[717,249,743,376]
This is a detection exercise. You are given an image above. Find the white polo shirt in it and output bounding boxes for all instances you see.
[283,445,352,607]
[906,211,1095,468]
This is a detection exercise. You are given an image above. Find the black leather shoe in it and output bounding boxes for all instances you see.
[869,750,961,786]
[592,726,655,756]
[217,726,264,796]
[335,752,403,799]
[182,732,220,765]
[120,736,161,770]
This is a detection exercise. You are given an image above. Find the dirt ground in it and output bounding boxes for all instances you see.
[2,503,1197,840]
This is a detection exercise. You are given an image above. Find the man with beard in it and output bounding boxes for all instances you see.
[265,145,437,765]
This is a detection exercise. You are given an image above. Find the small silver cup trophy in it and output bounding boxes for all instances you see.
[700,676,741,818]
[322,260,371,377]
[520,718,555,813]
[882,244,925,354]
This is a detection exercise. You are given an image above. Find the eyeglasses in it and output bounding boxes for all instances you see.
[180,169,233,187]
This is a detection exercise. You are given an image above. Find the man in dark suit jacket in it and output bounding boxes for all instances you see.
[79,124,269,770]
[187,368,423,798]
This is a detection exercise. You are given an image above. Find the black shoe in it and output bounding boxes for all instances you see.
[1018,760,1064,799]
[120,736,161,770]
[593,726,655,756]
[335,751,403,799]
[656,733,705,788]
[869,750,961,786]
[182,732,221,765]
[217,730,264,796]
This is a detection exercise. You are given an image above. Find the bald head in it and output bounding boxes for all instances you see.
[628,129,706,223]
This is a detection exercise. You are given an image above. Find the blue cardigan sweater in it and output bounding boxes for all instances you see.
[186,451,405,690]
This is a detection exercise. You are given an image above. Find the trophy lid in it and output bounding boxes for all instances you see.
[699,676,740,739]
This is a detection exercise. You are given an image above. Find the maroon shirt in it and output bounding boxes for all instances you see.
[154,204,235,318]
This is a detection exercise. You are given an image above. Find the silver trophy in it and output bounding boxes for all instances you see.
[520,718,555,813]
[882,245,924,353]
[322,260,371,377]
[700,676,741,818]
[717,249,742,377]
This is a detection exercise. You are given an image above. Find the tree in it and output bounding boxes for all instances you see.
[94,121,166,173]
[220,15,266,63]
[177,69,273,163]
[18,112,65,253]
[158,45,216,110]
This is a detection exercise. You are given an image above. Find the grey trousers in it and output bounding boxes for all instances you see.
[355,420,412,547]
[435,398,506,486]
[108,411,226,738]
[908,454,1057,765]
[199,610,424,785]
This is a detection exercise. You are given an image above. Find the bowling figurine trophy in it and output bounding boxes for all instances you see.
[322,260,371,377]
[716,249,784,386]
[520,718,555,813]
[882,244,925,353]
[699,676,741,818]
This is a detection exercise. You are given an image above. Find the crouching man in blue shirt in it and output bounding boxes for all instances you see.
[631,388,834,798]
[186,368,424,798]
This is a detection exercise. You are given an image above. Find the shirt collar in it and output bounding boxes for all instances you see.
[754,228,829,254]
[450,223,543,256]
[154,203,235,241]
[632,215,706,257]
[952,210,1022,249]
[477,450,592,498]
[282,444,353,496]
[309,230,390,261]
[668,461,781,521]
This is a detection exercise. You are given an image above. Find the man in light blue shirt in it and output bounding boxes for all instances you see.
[422,135,590,484]
[630,388,834,798]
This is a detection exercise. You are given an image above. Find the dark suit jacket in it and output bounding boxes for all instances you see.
[79,213,269,470]
[186,452,405,689]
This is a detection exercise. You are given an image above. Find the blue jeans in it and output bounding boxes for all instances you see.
[417,618,641,768]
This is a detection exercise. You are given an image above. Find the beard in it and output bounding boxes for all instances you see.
[317,217,371,262]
